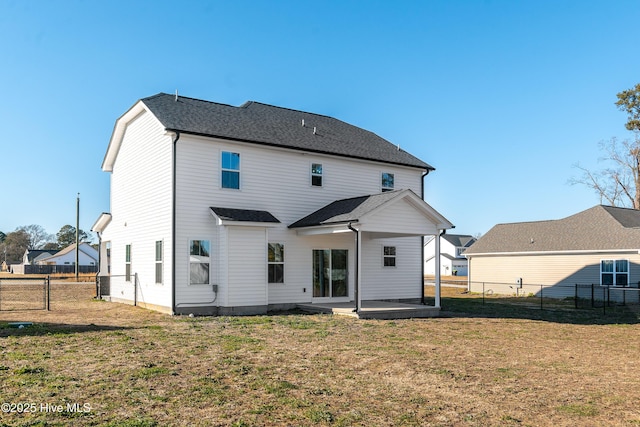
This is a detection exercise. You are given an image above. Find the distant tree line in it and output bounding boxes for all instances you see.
[0,224,90,265]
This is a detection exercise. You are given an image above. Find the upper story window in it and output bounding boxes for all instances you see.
[381,172,394,192]
[456,247,466,258]
[601,259,628,286]
[221,151,240,189]
[311,163,323,187]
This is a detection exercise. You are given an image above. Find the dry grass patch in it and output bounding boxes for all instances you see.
[1,292,639,426]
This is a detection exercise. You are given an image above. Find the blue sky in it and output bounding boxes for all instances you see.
[1,0,639,240]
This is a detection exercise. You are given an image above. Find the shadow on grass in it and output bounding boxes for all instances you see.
[427,295,640,325]
[0,321,134,337]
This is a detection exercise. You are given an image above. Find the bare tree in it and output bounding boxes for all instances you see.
[17,224,54,249]
[571,84,640,208]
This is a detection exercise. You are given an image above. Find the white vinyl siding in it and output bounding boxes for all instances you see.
[468,253,640,299]
[171,133,428,308]
[227,227,267,307]
[100,110,173,311]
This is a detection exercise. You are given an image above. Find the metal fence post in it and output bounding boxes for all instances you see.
[134,272,138,307]
[482,282,485,305]
[591,284,594,308]
[540,285,543,310]
[574,284,578,309]
[46,275,51,311]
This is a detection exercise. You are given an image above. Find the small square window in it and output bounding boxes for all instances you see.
[382,173,394,192]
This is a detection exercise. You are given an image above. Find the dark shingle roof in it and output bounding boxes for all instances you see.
[465,205,640,255]
[210,207,280,223]
[141,93,433,170]
[289,190,403,228]
[442,234,476,247]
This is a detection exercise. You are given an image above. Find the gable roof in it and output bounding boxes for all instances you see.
[289,190,407,228]
[464,205,640,255]
[105,93,433,171]
[289,189,453,233]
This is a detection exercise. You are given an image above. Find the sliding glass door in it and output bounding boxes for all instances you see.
[313,249,348,298]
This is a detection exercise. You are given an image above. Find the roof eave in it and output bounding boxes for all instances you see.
[165,128,434,171]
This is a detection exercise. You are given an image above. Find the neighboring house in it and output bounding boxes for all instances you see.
[464,205,640,299]
[36,242,98,266]
[22,248,60,265]
[92,93,453,315]
[424,234,476,276]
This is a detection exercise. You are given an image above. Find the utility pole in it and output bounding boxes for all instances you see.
[75,193,80,281]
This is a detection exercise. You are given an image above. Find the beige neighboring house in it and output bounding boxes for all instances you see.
[464,205,640,300]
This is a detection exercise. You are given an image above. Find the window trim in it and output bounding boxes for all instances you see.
[383,245,397,267]
[221,151,241,190]
[268,243,285,284]
[381,172,394,192]
[311,163,323,187]
[189,239,211,285]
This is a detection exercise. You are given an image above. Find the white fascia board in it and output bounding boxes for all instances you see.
[293,223,356,236]
[101,101,148,172]
[91,213,112,233]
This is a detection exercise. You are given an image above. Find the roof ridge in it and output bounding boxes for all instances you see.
[149,92,240,110]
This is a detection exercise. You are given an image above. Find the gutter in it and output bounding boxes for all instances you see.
[171,131,181,315]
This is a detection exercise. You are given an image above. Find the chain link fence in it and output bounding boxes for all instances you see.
[0,276,97,311]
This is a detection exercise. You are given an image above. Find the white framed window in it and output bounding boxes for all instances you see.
[125,244,132,282]
[311,163,323,187]
[155,240,163,284]
[601,259,629,286]
[383,246,396,267]
[189,240,210,285]
[268,243,285,283]
[221,151,240,189]
[381,172,394,192]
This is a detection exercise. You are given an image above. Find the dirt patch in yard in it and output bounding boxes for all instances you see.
[1,293,639,426]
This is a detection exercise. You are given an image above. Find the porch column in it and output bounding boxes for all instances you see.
[434,230,442,308]
[348,223,362,313]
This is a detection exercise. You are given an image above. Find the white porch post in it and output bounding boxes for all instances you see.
[434,230,442,308]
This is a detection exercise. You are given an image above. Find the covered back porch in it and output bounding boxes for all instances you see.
[290,189,453,319]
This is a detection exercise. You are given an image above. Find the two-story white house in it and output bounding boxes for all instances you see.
[424,234,476,276]
[92,93,453,315]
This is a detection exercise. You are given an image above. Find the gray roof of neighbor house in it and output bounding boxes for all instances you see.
[289,190,404,228]
[442,234,476,247]
[464,205,640,255]
[141,93,433,170]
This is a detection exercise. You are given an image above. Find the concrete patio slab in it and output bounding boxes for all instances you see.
[297,300,440,319]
